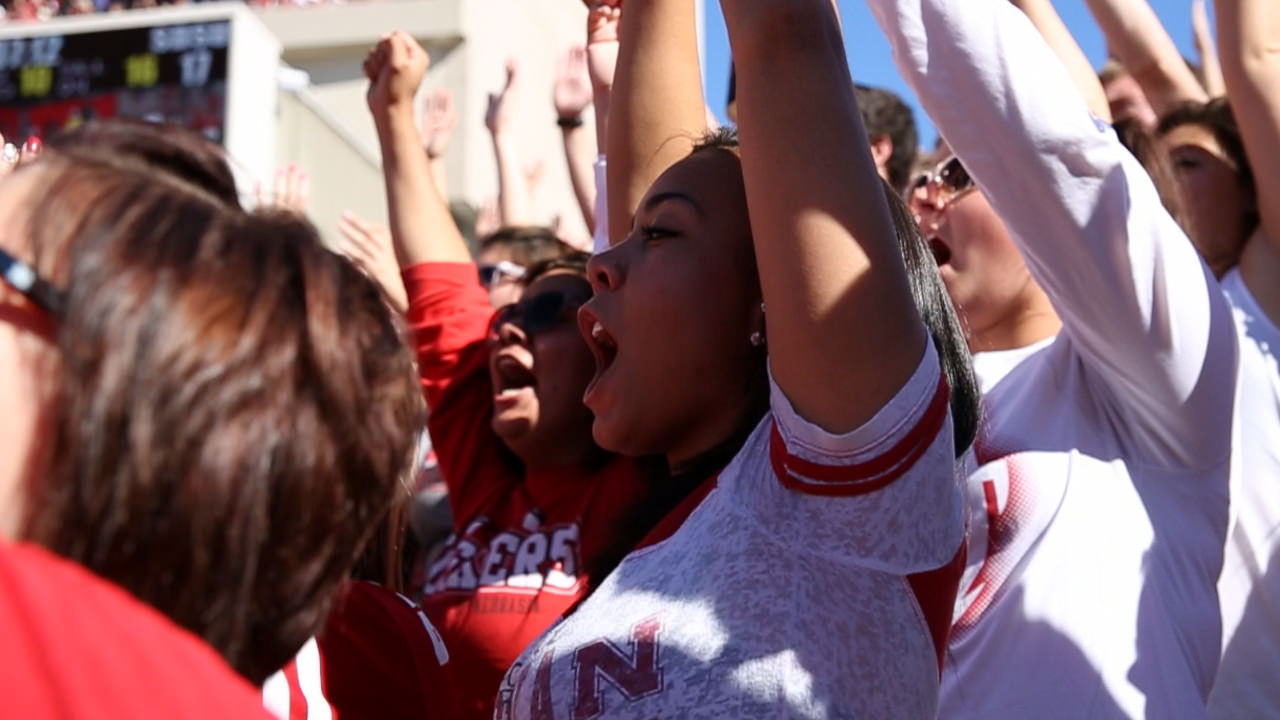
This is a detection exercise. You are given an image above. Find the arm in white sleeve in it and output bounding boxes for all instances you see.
[865,0,1237,469]
[592,155,609,254]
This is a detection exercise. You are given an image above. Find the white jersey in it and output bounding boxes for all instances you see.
[867,0,1238,716]
[496,345,965,719]
[1208,267,1280,719]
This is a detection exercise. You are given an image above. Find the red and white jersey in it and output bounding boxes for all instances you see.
[496,344,965,719]
[868,0,1238,716]
[402,262,651,720]
[1208,267,1280,718]
[263,582,451,720]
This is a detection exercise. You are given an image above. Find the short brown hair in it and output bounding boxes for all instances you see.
[479,226,576,267]
[20,147,424,684]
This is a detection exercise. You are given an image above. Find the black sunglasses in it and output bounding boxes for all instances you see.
[0,246,65,319]
[488,290,583,341]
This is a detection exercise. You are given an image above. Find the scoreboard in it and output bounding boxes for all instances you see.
[0,20,230,142]
[0,2,281,190]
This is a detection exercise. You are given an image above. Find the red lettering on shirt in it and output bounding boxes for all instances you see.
[571,617,665,720]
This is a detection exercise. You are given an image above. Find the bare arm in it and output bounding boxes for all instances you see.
[364,32,471,267]
[554,45,598,233]
[607,0,707,245]
[486,59,535,227]
[1011,0,1112,122]
[1192,0,1226,97]
[724,0,925,433]
[1084,0,1208,115]
[1218,0,1280,245]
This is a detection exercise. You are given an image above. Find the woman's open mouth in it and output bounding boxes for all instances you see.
[578,307,618,406]
[928,236,952,266]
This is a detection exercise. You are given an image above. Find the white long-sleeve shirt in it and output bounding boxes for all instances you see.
[867,0,1239,716]
[1207,267,1280,719]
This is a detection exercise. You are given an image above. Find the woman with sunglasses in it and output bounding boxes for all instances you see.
[872,0,1238,716]
[494,0,982,715]
[363,33,671,720]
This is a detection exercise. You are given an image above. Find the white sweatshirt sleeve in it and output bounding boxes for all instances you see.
[592,155,610,254]
[866,0,1237,470]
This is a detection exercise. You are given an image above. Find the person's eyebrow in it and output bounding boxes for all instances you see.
[642,191,705,217]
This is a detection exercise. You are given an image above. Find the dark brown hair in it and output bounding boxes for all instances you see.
[20,148,424,685]
[46,118,241,208]
[479,226,576,268]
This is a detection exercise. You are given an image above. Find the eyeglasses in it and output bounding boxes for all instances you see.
[488,290,583,341]
[0,246,65,319]
[478,260,526,288]
[908,155,976,205]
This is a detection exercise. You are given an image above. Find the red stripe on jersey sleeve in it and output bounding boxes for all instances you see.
[907,542,966,677]
[769,374,950,496]
[282,661,308,720]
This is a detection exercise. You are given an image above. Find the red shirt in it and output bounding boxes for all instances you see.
[402,263,649,720]
[0,542,270,719]
[264,581,451,720]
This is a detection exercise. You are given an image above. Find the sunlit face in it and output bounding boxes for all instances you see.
[1105,73,1158,132]
[911,169,1039,343]
[579,149,764,468]
[0,166,59,537]
[488,270,597,467]
[1161,122,1252,277]
[475,246,526,308]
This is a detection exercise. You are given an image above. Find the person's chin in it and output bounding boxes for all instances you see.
[492,410,534,445]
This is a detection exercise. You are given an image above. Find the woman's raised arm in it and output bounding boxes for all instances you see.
[723,0,926,434]
[1218,0,1280,256]
[365,32,472,267]
[606,0,707,245]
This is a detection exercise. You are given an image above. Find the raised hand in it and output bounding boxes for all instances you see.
[365,31,431,125]
[586,0,622,90]
[586,0,622,45]
[336,210,408,313]
[420,87,458,160]
[255,164,310,215]
[554,46,594,119]
[485,58,519,138]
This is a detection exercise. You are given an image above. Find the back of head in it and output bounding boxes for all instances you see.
[46,119,241,208]
[854,84,919,196]
[479,226,576,267]
[20,147,423,684]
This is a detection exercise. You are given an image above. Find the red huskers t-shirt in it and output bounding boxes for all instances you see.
[0,542,270,720]
[263,581,451,720]
[401,262,650,720]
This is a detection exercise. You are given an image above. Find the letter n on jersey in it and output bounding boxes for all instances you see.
[569,617,665,719]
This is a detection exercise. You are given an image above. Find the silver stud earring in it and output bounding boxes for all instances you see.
[750,331,764,347]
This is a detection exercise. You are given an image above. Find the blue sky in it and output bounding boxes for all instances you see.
[703,0,1202,147]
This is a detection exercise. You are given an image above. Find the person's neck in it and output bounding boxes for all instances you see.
[1238,229,1280,330]
[968,289,1062,354]
[519,437,606,475]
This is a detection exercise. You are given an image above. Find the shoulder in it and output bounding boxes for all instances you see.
[0,543,268,720]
